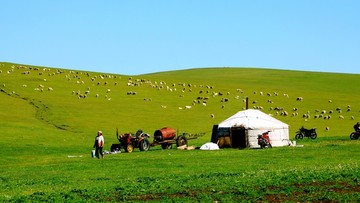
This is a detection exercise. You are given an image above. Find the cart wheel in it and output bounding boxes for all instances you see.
[176,135,188,147]
[161,143,172,149]
[139,139,150,151]
[125,144,134,153]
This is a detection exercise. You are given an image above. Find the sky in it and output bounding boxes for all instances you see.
[1,0,359,75]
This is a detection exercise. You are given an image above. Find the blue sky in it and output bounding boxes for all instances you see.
[1,0,359,75]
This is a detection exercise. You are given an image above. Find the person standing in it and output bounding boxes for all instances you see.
[94,131,105,159]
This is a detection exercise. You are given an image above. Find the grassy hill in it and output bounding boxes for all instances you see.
[1,63,359,142]
[1,62,360,202]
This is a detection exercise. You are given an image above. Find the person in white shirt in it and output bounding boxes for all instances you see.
[93,131,105,159]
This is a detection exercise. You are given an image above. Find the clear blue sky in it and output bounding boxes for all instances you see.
[1,0,359,75]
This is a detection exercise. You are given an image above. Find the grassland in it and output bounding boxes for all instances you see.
[1,62,360,202]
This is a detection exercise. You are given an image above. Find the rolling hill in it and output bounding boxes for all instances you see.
[1,62,359,145]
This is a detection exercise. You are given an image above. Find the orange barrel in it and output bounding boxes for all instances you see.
[154,127,176,142]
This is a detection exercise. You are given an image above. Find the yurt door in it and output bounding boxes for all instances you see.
[231,127,247,148]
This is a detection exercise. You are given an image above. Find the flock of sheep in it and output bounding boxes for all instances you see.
[1,64,358,133]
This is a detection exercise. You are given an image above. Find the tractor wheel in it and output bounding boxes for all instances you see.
[161,143,172,149]
[125,144,134,153]
[176,135,188,147]
[139,139,150,151]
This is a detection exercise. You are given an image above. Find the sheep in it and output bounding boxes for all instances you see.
[185,105,192,109]
[339,115,344,119]
[221,98,229,102]
[48,87,53,91]
[296,97,303,101]
[210,114,215,118]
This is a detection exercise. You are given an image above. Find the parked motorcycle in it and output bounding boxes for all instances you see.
[350,122,360,140]
[258,131,272,149]
[295,126,317,139]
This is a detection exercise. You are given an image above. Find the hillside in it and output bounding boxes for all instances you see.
[1,62,359,148]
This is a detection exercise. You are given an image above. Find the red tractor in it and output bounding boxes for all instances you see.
[111,129,150,153]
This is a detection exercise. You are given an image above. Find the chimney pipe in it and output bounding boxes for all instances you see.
[246,97,248,109]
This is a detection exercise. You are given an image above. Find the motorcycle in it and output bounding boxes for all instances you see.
[350,131,360,140]
[295,126,317,139]
[258,131,272,149]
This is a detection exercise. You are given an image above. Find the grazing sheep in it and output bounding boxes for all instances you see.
[339,115,344,119]
[326,127,330,131]
[48,87,53,91]
[296,97,303,101]
[210,114,215,118]
[185,105,192,109]
[221,98,229,102]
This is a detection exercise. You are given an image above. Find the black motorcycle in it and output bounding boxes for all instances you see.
[295,126,317,139]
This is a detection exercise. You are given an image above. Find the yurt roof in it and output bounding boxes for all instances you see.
[218,109,288,129]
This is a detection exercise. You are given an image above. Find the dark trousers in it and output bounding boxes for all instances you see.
[95,146,103,159]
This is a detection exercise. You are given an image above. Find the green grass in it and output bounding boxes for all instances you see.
[1,62,360,202]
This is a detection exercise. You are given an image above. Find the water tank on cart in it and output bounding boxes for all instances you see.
[154,127,176,142]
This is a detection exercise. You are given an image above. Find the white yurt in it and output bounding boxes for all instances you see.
[212,109,290,148]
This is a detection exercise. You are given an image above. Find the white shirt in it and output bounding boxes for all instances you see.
[98,135,104,146]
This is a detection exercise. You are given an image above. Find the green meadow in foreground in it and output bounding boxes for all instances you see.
[1,62,360,202]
